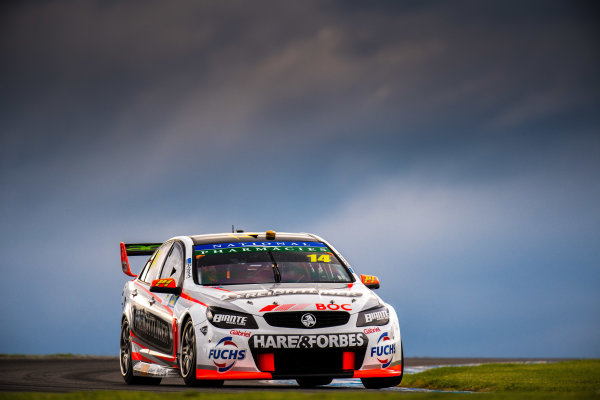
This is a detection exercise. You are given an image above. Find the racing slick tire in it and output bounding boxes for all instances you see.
[360,342,404,389]
[120,320,162,385]
[361,374,402,389]
[296,377,333,387]
[180,319,224,388]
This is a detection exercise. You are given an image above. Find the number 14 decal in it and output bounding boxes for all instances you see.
[306,254,331,262]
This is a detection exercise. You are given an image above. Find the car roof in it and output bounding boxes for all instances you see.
[189,232,319,245]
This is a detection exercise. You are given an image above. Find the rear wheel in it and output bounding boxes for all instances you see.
[120,319,161,385]
[296,377,333,387]
[180,319,224,387]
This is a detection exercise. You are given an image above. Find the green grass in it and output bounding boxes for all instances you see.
[0,360,598,400]
[401,360,600,393]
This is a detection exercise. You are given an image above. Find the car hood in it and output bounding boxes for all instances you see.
[184,282,382,315]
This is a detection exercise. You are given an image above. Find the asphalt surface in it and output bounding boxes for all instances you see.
[0,356,558,393]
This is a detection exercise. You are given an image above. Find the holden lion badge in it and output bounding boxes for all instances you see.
[301,313,316,328]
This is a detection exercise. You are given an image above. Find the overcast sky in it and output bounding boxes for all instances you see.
[1,0,599,357]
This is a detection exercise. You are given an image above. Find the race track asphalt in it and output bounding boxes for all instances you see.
[0,356,556,393]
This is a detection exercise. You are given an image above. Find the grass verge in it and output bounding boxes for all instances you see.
[401,359,600,393]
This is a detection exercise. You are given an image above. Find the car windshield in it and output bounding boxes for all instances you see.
[194,241,352,285]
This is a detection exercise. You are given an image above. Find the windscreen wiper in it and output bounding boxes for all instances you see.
[267,250,281,282]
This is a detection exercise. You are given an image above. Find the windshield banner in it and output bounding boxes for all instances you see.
[194,242,330,255]
[195,242,327,250]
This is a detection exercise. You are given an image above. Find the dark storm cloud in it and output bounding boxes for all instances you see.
[0,1,598,356]
[1,0,597,209]
[2,1,597,154]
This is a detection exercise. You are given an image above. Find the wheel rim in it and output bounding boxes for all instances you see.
[119,322,131,376]
[181,322,195,378]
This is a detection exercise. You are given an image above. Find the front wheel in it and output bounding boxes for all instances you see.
[180,319,224,387]
[296,377,333,387]
[120,319,161,385]
[361,375,402,389]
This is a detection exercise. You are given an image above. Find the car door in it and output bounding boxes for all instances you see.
[131,241,175,357]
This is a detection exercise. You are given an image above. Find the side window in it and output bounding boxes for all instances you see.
[159,242,184,283]
[138,252,156,283]
[141,242,172,283]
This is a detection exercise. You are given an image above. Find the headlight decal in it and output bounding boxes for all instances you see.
[356,306,390,327]
[206,306,258,329]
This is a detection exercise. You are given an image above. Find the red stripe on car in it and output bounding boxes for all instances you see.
[274,304,294,311]
[131,352,154,363]
[180,292,208,307]
[289,303,310,311]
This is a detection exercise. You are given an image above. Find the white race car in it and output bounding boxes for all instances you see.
[119,231,403,389]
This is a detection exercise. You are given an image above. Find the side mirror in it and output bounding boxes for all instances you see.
[150,278,182,295]
[360,274,380,289]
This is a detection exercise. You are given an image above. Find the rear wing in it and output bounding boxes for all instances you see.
[120,242,162,277]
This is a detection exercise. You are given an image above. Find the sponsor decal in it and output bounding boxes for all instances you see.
[319,290,362,297]
[126,243,161,253]
[300,313,316,328]
[250,333,367,349]
[208,336,246,373]
[229,329,251,338]
[363,327,381,335]
[185,258,192,279]
[357,306,390,327]
[224,289,315,301]
[361,275,378,285]
[132,306,173,353]
[208,307,258,329]
[370,332,396,368]
[195,242,327,250]
[225,289,360,301]
[213,314,248,326]
[316,303,352,311]
[152,278,176,288]
[167,294,179,307]
[195,246,328,255]
[365,309,389,323]
[200,326,208,335]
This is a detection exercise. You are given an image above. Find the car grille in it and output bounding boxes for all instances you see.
[263,311,350,329]
[275,348,365,375]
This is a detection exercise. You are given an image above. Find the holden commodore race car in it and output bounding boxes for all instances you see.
[119,231,403,389]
